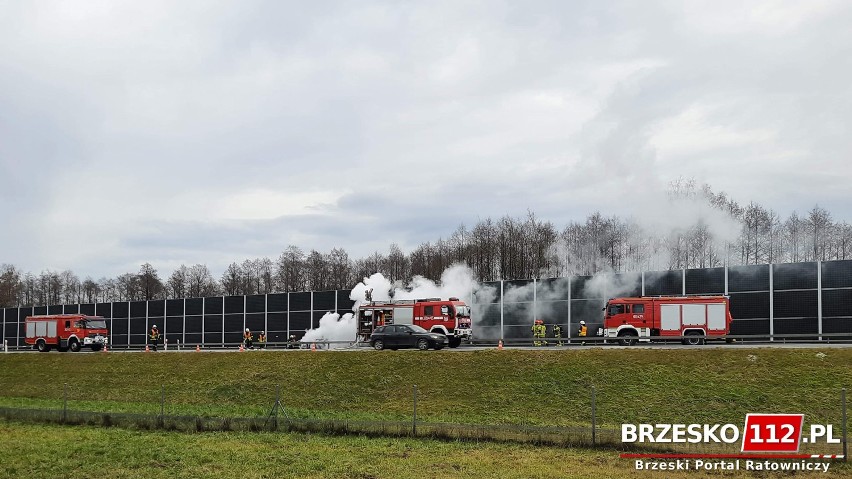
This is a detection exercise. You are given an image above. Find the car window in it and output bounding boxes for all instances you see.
[408,325,428,333]
[396,325,411,333]
[374,326,385,333]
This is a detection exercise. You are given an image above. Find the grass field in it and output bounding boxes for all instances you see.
[0,348,849,427]
[1,421,848,479]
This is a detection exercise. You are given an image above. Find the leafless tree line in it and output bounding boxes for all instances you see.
[2,182,851,307]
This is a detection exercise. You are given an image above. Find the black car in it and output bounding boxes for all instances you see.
[369,324,448,351]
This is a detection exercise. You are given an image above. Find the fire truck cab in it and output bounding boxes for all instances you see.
[25,314,109,352]
[602,296,732,346]
[358,297,472,348]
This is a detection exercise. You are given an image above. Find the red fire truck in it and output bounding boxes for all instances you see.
[25,315,109,352]
[601,296,732,345]
[357,297,472,348]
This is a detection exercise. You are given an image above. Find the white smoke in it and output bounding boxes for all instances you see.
[582,271,641,299]
[300,312,357,349]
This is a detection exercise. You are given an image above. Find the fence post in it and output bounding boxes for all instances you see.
[843,388,847,462]
[413,385,418,436]
[3,339,7,353]
[591,385,596,446]
[160,384,165,420]
[63,383,68,424]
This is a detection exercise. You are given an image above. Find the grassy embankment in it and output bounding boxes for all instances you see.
[1,421,848,479]
[0,348,849,427]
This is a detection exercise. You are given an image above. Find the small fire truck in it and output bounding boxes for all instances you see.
[357,297,472,348]
[601,296,732,345]
[25,314,109,352]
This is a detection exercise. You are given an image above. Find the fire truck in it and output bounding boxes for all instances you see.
[601,296,732,345]
[357,297,472,348]
[25,315,109,352]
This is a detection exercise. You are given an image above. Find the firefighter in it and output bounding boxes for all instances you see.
[149,324,160,352]
[243,328,253,349]
[288,334,297,349]
[578,320,588,345]
[258,331,266,349]
[531,319,545,346]
[552,323,563,346]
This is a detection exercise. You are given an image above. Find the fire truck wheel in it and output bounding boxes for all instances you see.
[417,339,429,351]
[372,340,385,351]
[36,340,50,353]
[448,337,462,348]
[69,339,81,352]
[617,331,638,346]
[683,332,705,346]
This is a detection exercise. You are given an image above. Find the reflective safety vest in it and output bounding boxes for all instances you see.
[244,332,253,340]
[150,329,160,340]
[258,334,266,343]
[553,326,562,337]
[578,325,587,337]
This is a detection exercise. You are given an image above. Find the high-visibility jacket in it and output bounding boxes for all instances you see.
[578,325,587,337]
[150,329,160,340]
[244,332,253,341]
[258,334,266,343]
[553,325,562,337]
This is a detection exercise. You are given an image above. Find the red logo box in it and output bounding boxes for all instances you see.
[741,414,804,452]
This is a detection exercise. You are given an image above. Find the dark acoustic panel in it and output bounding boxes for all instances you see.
[224,296,244,314]
[166,299,184,316]
[267,313,287,331]
[686,268,725,294]
[312,310,330,329]
[822,260,852,289]
[773,318,818,335]
[645,270,683,296]
[129,317,147,335]
[313,291,336,310]
[204,297,223,315]
[503,303,533,326]
[337,290,356,310]
[166,316,184,335]
[612,273,642,298]
[185,316,202,334]
[570,276,593,300]
[48,305,63,314]
[224,332,243,345]
[729,319,770,335]
[147,300,165,317]
[289,311,311,331]
[129,334,146,345]
[96,303,112,317]
[773,262,818,291]
[186,298,203,316]
[81,304,96,316]
[246,313,265,332]
[112,302,129,319]
[111,334,128,346]
[246,295,265,313]
[823,318,852,334]
[63,304,79,314]
[290,292,311,311]
[537,301,569,323]
[203,333,222,345]
[223,314,244,332]
[822,289,852,317]
[474,325,501,340]
[268,293,288,312]
[184,333,202,346]
[728,264,769,292]
[19,307,34,321]
[504,280,534,302]
[475,304,501,327]
[503,325,532,340]
[203,315,223,332]
[570,299,606,323]
[729,292,770,319]
[111,318,129,336]
[130,301,147,318]
[33,306,47,315]
[164,332,183,346]
[537,277,571,301]
[774,290,818,318]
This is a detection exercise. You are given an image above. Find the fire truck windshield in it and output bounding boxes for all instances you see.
[83,320,107,329]
[455,306,470,317]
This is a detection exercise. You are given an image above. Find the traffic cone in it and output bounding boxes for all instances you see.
[145,344,150,353]
[102,344,108,353]
[310,343,316,352]
[497,339,503,351]
[196,344,200,352]
[239,344,244,352]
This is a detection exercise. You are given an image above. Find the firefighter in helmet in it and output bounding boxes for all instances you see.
[149,324,161,352]
[578,320,588,345]
[258,330,267,349]
[243,328,253,349]
[552,323,563,346]
[531,319,546,346]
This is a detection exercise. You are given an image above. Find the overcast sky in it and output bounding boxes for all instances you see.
[2,0,851,278]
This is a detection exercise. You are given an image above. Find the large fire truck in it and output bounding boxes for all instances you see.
[25,314,109,352]
[601,296,732,345]
[357,297,472,348]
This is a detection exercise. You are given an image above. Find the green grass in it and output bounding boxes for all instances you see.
[1,421,848,479]
[0,348,849,428]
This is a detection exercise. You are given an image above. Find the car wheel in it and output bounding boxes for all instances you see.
[69,339,81,352]
[36,340,50,353]
[417,339,429,351]
[372,340,384,351]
